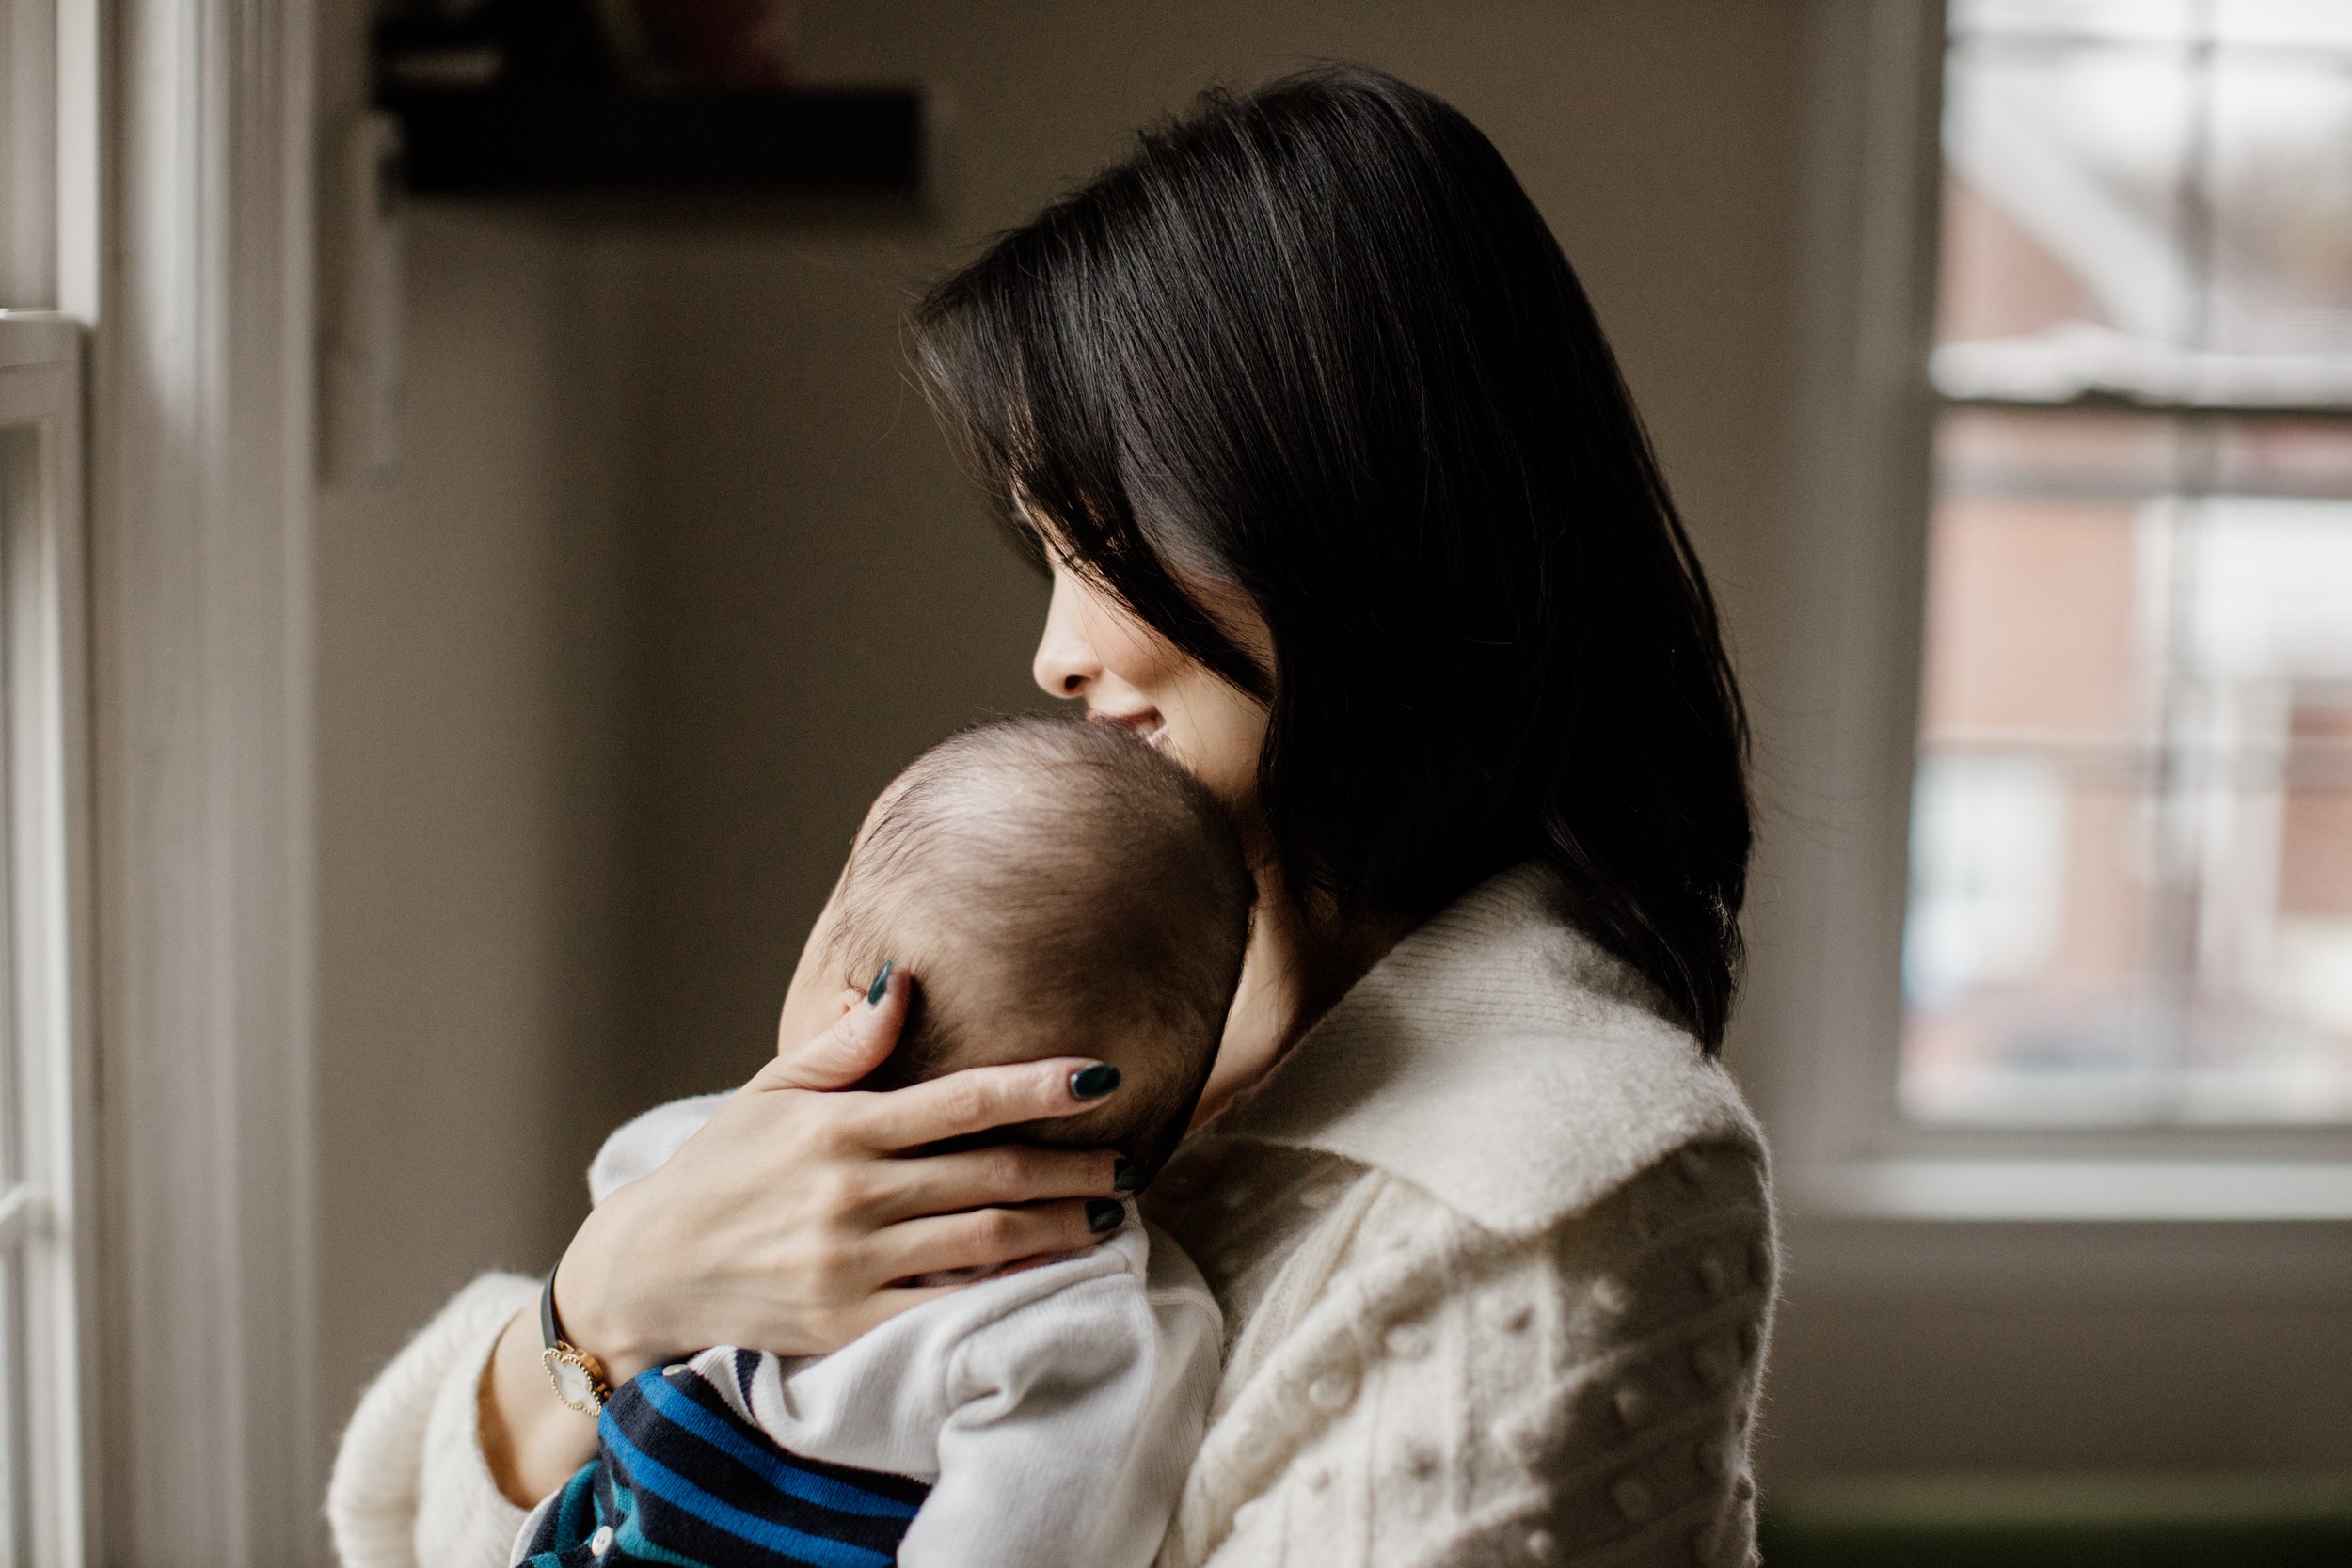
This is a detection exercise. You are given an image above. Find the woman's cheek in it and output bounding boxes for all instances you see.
[1082,605,1182,689]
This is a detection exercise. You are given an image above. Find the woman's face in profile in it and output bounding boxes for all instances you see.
[1032,559,1269,823]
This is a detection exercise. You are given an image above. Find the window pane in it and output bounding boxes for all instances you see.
[1936,4,2352,407]
[1,0,58,309]
[0,428,17,1180]
[1902,411,2352,1123]
[0,426,24,1564]
[2207,48,2352,365]
[1936,30,2198,373]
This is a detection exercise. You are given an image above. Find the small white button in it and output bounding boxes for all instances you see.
[1590,1275,1631,1315]
[589,1524,615,1558]
[1613,1475,1658,1521]
[662,1363,690,1378]
[1506,1418,1551,1462]
[1384,1323,1431,1358]
[1524,1528,1557,1562]
[1613,1381,1654,1428]
[1308,1368,1357,1411]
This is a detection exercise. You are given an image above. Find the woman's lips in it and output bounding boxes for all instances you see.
[1097,710,1169,750]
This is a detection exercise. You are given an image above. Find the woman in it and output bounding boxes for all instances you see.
[331,65,1774,1568]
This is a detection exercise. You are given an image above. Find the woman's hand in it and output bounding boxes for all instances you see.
[480,966,1129,1503]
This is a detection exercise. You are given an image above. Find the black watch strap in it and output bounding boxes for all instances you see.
[539,1264,564,1354]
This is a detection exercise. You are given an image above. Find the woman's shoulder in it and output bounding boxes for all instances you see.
[1161,1146,1773,1568]
[1208,861,1767,1238]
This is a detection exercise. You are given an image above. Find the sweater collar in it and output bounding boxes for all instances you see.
[1201,861,1764,1236]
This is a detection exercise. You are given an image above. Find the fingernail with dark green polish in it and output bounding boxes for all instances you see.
[865,958,894,1007]
[1070,1063,1120,1099]
[1112,1158,1141,1194]
[1087,1198,1125,1234]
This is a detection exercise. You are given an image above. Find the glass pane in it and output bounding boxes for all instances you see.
[1901,409,2352,1124]
[2207,49,2352,365]
[0,426,21,1565]
[0,424,24,1568]
[1936,31,2198,378]
[0,0,58,309]
[2212,0,2352,53]
[1951,0,2201,45]
[1936,2,2352,408]
[0,429,16,1184]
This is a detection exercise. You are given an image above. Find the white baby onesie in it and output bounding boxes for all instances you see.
[513,1094,1220,1568]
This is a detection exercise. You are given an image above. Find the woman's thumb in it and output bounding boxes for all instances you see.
[761,960,906,1092]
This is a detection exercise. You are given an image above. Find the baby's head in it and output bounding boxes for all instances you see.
[811,717,1253,1183]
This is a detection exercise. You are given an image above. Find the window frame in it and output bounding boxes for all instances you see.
[1754,0,2352,1256]
[0,311,98,1568]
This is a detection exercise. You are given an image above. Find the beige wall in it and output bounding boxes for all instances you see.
[312,0,2349,1481]
[315,208,636,1422]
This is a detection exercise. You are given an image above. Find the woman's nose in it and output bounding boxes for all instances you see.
[1031,570,1102,700]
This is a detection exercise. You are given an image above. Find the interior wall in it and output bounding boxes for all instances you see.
[312,202,636,1426]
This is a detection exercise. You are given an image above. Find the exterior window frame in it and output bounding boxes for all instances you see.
[1755,0,2352,1273]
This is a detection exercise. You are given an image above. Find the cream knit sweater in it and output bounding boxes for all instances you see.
[328,863,1777,1568]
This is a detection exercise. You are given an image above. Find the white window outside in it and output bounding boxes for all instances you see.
[1906,0,2352,1129]
[1762,0,2352,1237]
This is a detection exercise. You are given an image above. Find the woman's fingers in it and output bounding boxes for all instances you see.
[869,1198,1119,1282]
[756,964,908,1093]
[835,1283,965,1343]
[847,1054,1120,1150]
[867,1144,1126,1224]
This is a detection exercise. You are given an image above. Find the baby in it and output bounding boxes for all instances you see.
[514,716,1254,1568]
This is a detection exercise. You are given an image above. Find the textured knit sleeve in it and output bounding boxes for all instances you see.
[1465,1144,1776,1568]
[1183,1143,1776,1568]
[326,1271,539,1568]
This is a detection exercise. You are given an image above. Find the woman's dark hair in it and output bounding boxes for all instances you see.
[910,64,1753,1051]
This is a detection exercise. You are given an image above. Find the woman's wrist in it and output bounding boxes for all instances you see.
[481,1306,601,1506]
[551,1207,663,1386]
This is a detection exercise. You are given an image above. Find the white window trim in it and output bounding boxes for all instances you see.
[1748,0,2352,1274]
[78,2,323,1561]
[0,309,99,1568]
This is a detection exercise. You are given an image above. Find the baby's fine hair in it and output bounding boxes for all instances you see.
[828,716,1254,1180]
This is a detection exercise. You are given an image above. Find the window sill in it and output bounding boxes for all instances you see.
[1795,1157,2352,1223]
[1778,1158,2352,1300]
